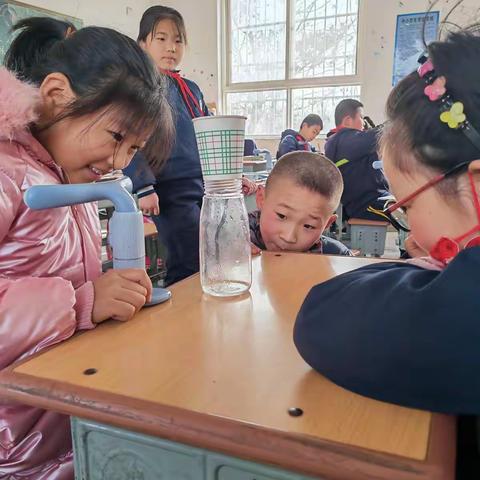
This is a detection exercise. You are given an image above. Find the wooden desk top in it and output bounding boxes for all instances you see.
[0,254,455,480]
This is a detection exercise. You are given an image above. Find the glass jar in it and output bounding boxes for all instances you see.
[199,178,251,297]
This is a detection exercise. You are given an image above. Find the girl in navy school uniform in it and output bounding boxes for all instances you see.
[294,28,480,476]
[123,5,209,286]
[294,28,480,414]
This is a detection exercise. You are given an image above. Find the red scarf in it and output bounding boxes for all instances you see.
[295,134,309,151]
[328,125,345,136]
[161,69,205,119]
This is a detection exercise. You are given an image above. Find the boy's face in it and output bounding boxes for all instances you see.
[256,178,336,252]
[343,107,365,131]
[300,123,322,142]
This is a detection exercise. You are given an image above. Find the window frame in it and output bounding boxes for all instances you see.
[221,0,365,138]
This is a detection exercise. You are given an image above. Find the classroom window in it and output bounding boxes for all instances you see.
[226,90,287,135]
[224,0,361,135]
[292,85,361,131]
[230,0,286,82]
[292,0,358,79]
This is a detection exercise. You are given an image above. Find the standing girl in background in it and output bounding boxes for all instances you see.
[124,5,209,286]
[0,17,172,478]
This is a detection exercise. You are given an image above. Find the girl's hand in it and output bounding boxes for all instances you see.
[404,235,428,258]
[242,177,258,196]
[250,243,261,255]
[92,269,153,324]
[139,192,160,216]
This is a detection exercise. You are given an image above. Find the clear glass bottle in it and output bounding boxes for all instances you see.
[199,178,252,297]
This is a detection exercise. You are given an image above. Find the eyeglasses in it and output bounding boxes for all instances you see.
[381,161,472,232]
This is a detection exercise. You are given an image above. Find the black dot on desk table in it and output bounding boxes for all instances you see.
[275,254,282,257]
[83,368,98,376]
[288,407,303,417]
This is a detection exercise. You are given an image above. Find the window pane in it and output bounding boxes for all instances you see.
[226,90,287,135]
[230,0,286,82]
[292,0,359,79]
[292,85,361,132]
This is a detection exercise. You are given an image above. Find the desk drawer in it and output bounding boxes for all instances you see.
[218,466,286,480]
[207,455,320,480]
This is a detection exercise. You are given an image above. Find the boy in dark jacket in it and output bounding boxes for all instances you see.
[277,114,323,159]
[325,99,391,220]
[250,151,351,256]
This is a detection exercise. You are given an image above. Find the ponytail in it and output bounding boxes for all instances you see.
[4,17,75,82]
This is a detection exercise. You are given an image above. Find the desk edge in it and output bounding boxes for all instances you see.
[0,367,456,480]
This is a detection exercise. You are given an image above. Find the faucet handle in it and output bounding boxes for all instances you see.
[24,176,136,212]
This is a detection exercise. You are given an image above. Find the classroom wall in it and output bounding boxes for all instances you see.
[23,0,151,38]
[361,0,480,124]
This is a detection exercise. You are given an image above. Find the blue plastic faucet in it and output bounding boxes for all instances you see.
[24,176,171,306]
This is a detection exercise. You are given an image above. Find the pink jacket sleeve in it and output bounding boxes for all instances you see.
[0,157,95,370]
[0,277,95,368]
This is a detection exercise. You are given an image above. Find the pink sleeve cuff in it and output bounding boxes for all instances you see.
[74,281,96,330]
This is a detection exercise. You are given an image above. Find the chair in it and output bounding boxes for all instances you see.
[347,218,388,257]
[244,138,273,170]
[144,222,167,287]
[244,139,257,156]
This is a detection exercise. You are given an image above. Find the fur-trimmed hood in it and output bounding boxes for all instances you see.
[0,67,40,141]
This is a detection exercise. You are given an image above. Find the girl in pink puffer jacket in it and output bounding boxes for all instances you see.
[0,17,173,479]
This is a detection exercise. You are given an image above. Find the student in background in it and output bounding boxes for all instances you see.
[249,151,351,255]
[123,5,209,286]
[294,29,480,418]
[277,114,323,159]
[0,17,173,478]
[324,99,391,221]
